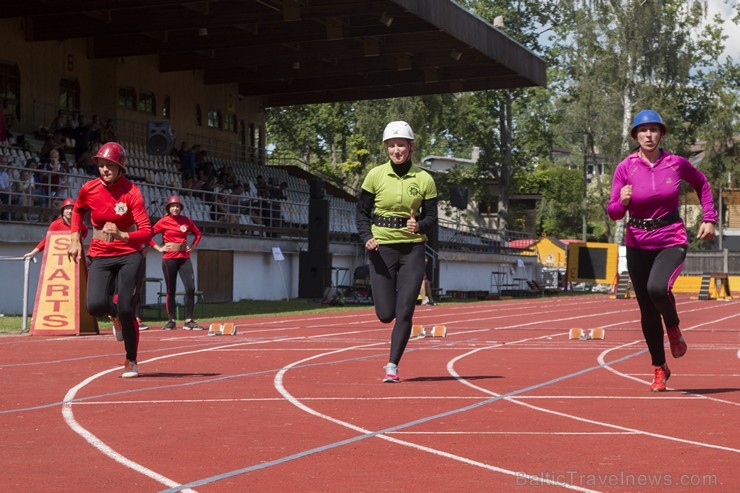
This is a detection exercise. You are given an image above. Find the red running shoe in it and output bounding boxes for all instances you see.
[650,364,671,392]
[666,326,687,358]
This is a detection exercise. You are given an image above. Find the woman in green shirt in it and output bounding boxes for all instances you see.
[356,121,438,383]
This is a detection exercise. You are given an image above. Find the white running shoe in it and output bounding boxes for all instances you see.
[121,360,139,378]
[383,363,400,383]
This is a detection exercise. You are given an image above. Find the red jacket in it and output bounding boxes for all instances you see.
[35,217,88,252]
[71,175,152,257]
[150,214,202,259]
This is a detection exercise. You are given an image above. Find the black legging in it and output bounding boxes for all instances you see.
[87,252,145,361]
[626,245,687,367]
[162,258,196,320]
[368,242,426,366]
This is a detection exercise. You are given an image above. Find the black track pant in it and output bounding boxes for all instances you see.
[626,245,687,367]
[87,252,145,361]
[162,258,196,320]
[368,242,426,366]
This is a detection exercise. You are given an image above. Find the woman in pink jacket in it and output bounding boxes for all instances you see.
[607,110,717,392]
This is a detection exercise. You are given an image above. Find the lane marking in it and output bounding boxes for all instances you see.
[160,335,604,493]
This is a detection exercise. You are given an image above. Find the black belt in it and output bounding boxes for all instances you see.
[373,215,408,229]
[628,210,682,231]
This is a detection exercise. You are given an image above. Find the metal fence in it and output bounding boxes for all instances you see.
[684,250,740,275]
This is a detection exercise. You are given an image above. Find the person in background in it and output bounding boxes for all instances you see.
[24,198,88,260]
[356,121,438,383]
[417,255,436,306]
[0,158,11,220]
[607,109,717,392]
[150,195,204,330]
[67,142,152,379]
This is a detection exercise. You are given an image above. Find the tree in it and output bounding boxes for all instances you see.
[550,0,735,243]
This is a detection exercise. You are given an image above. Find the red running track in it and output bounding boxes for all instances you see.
[1,294,738,492]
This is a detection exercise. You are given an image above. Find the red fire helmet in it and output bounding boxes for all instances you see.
[60,197,75,213]
[166,195,183,213]
[92,142,127,169]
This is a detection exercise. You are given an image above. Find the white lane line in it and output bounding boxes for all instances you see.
[61,328,380,491]
[597,313,740,407]
[446,320,740,453]
[62,368,197,493]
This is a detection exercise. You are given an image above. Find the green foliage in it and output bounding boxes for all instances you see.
[264,0,738,241]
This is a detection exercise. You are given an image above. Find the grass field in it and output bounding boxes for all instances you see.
[0,299,373,334]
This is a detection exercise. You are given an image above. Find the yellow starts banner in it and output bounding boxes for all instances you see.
[31,231,98,335]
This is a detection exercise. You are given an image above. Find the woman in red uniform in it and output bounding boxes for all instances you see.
[24,198,88,259]
[67,142,152,379]
[150,195,204,330]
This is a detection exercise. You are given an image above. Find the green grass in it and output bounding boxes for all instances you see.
[0,299,374,334]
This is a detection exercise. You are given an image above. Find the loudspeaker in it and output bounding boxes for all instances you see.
[449,185,469,210]
[310,178,325,199]
[298,251,332,298]
[146,120,175,156]
[308,198,329,254]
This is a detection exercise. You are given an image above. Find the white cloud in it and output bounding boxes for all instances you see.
[705,0,739,62]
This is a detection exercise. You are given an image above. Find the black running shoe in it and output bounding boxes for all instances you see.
[162,320,177,330]
[184,320,206,331]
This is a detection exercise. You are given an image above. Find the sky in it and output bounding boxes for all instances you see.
[706,0,739,62]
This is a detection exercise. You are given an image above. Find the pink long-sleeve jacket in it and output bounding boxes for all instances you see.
[607,150,717,249]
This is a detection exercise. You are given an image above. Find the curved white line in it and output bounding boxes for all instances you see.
[61,329,372,491]
[273,343,600,492]
[447,339,740,453]
[597,313,740,407]
[62,367,196,492]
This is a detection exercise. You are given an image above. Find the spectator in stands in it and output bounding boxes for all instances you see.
[67,142,152,379]
[89,114,103,143]
[43,149,70,201]
[24,159,48,211]
[219,165,238,191]
[180,144,197,185]
[102,118,117,142]
[356,121,438,383]
[47,109,68,137]
[40,131,67,160]
[23,198,88,260]
[150,195,204,330]
[254,174,270,232]
[607,109,717,393]
[63,110,80,139]
[190,168,207,194]
[72,115,93,161]
[76,142,99,175]
[14,169,37,222]
[1,98,14,141]
[0,158,10,220]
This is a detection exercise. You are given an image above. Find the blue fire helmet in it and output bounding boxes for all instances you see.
[630,110,667,139]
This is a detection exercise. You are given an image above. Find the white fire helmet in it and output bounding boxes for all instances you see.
[382,121,415,142]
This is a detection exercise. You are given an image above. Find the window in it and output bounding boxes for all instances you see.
[478,197,499,216]
[0,61,21,122]
[138,91,156,115]
[224,112,236,132]
[207,109,222,129]
[118,86,136,110]
[59,78,80,111]
[195,104,202,126]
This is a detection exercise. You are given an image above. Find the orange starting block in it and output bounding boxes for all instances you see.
[411,324,448,338]
[569,327,605,340]
[208,322,237,336]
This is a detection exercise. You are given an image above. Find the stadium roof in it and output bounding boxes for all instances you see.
[4,0,546,107]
